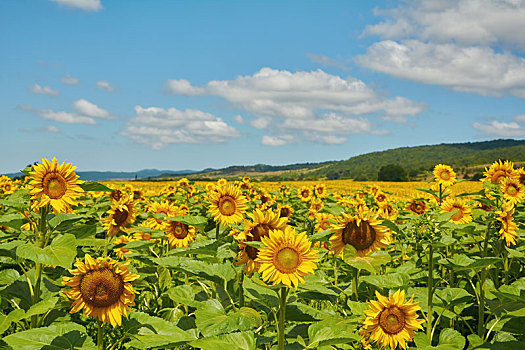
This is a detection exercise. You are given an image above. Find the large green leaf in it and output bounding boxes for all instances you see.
[2,323,96,350]
[0,269,20,285]
[307,318,359,348]
[79,181,112,192]
[189,331,256,350]
[166,284,202,308]
[361,272,410,289]
[0,213,26,229]
[438,255,501,271]
[25,296,59,318]
[195,299,262,337]
[17,234,77,268]
[343,251,391,273]
[154,257,235,284]
[243,276,280,308]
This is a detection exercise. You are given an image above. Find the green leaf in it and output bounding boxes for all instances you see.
[195,300,262,337]
[154,257,235,285]
[0,213,26,229]
[2,323,96,349]
[243,241,265,249]
[344,251,391,273]
[157,266,172,292]
[0,190,30,210]
[0,309,25,334]
[243,276,280,308]
[361,272,410,289]
[435,288,473,306]
[307,318,359,348]
[165,239,222,256]
[125,312,196,349]
[48,213,84,230]
[381,219,402,235]
[0,269,20,285]
[79,181,112,192]
[309,229,333,243]
[17,234,77,268]
[166,215,208,227]
[189,331,256,350]
[166,285,201,308]
[438,328,466,349]
[297,274,338,301]
[439,255,501,271]
[25,296,59,318]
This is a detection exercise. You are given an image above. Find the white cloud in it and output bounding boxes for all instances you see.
[261,135,293,146]
[51,0,102,12]
[380,115,409,124]
[473,120,525,137]
[95,80,114,92]
[165,67,424,144]
[165,67,424,119]
[61,75,80,85]
[73,99,115,119]
[18,125,60,133]
[233,115,244,124]
[47,125,59,133]
[362,0,525,51]
[28,83,60,96]
[121,106,240,149]
[514,114,525,122]
[19,105,96,124]
[355,40,525,97]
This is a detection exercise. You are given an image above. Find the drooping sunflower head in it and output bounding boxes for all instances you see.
[329,211,392,257]
[28,157,84,213]
[483,160,516,184]
[500,177,525,206]
[235,208,288,274]
[62,254,139,327]
[433,164,456,187]
[298,186,313,202]
[496,201,518,246]
[440,197,472,224]
[363,290,424,350]
[406,199,427,215]
[207,184,248,226]
[102,195,138,237]
[256,226,318,289]
[278,204,294,219]
[164,220,197,249]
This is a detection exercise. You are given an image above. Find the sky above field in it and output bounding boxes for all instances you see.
[2,0,525,173]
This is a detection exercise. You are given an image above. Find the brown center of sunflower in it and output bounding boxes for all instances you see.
[218,196,236,216]
[42,173,67,199]
[440,171,450,180]
[113,209,129,226]
[506,185,518,196]
[110,190,123,202]
[274,247,300,274]
[246,224,271,260]
[379,307,406,335]
[170,221,189,239]
[451,205,464,221]
[300,190,309,198]
[280,207,291,218]
[80,268,124,308]
[341,221,376,251]
[519,174,525,185]
[491,170,506,183]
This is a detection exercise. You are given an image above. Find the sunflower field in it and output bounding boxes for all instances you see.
[0,159,524,350]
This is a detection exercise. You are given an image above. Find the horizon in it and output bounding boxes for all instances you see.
[2,1,525,173]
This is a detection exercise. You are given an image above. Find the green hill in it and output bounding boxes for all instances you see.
[163,139,525,181]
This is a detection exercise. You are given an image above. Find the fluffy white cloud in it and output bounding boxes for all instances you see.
[165,67,424,144]
[61,75,80,85]
[473,120,525,137]
[514,114,525,123]
[73,99,115,119]
[18,125,59,133]
[51,0,102,12]
[355,40,525,97]
[121,106,240,149]
[95,80,114,92]
[28,83,60,96]
[362,0,525,50]
[261,135,293,146]
[19,105,96,124]
[233,115,244,124]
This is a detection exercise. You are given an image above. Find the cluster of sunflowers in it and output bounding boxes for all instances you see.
[0,157,523,350]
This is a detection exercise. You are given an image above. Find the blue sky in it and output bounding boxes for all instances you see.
[2,0,525,173]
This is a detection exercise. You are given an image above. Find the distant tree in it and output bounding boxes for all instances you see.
[471,173,483,181]
[378,164,408,181]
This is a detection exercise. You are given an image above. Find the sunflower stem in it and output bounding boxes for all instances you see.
[351,266,359,301]
[97,321,104,350]
[277,287,288,350]
[215,223,220,240]
[239,272,245,308]
[31,206,48,328]
[426,243,434,341]
[333,255,338,286]
[478,222,492,339]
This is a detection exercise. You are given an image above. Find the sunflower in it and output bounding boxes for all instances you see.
[496,202,518,246]
[330,210,391,257]
[207,184,247,226]
[516,168,525,185]
[217,178,228,186]
[406,200,427,215]
[433,164,456,187]
[363,290,424,350]
[0,176,15,195]
[255,227,318,289]
[483,160,516,184]
[309,198,324,212]
[62,254,139,327]
[146,200,179,230]
[113,235,136,259]
[378,203,398,220]
[440,197,472,224]
[314,212,334,232]
[314,183,327,197]
[375,191,388,204]
[102,195,138,237]
[500,177,525,205]
[165,220,196,249]
[278,204,294,219]
[178,178,190,187]
[298,186,313,202]
[28,157,83,213]
[236,209,288,274]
